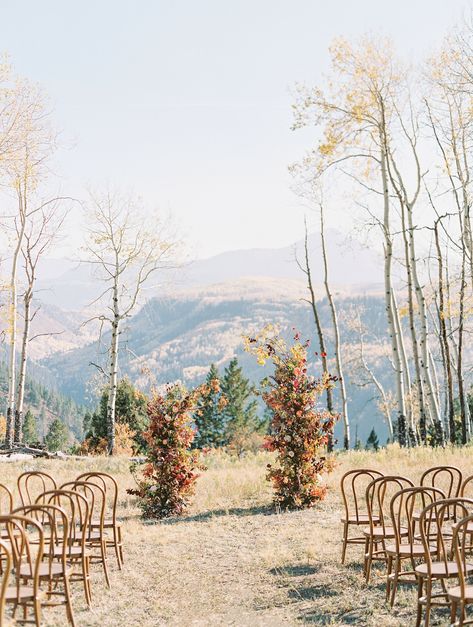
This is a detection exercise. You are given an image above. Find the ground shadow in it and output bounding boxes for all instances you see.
[269,565,321,577]
[298,607,366,624]
[159,503,275,525]
[288,584,338,601]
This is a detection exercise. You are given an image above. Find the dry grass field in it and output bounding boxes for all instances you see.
[4,445,473,626]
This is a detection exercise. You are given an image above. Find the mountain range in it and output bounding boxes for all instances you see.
[2,229,391,444]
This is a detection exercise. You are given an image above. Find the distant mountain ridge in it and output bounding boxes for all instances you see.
[35,229,383,310]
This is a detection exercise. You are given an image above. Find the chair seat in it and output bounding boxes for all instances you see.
[51,545,88,558]
[385,542,433,556]
[363,525,408,538]
[448,584,473,601]
[91,518,117,528]
[341,514,380,524]
[20,562,72,579]
[5,585,35,601]
[416,561,473,578]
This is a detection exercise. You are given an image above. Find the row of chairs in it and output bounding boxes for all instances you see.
[0,470,125,626]
[340,465,473,627]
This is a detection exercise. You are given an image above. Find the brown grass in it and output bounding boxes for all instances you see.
[3,445,473,625]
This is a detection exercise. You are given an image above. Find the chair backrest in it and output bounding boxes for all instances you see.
[420,466,462,499]
[452,513,473,603]
[366,475,414,535]
[12,504,69,571]
[0,484,13,515]
[340,469,384,523]
[17,471,57,507]
[36,489,90,554]
[419,497,473,575]
[460,474,473,499]
[76,471,119,524]
[0,514,43,604]
[61,480,107,533]
[0,539,12,622]
[390,486,446,556]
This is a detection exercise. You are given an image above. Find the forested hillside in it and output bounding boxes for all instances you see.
[0,361,85,441]
[40,278,392,443]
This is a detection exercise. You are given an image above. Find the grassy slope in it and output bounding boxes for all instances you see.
[4,446,473,626]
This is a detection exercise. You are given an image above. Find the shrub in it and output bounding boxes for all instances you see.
[128,382,213,519]
[80,423,135,456]
[245,326,337,510]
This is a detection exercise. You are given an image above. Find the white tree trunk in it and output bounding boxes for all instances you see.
[6,194,26,447]
[320,205,350,449]
[14,292,31,443]
[406,202,442,436]
[107,277,120,455]
[380,137,406,443]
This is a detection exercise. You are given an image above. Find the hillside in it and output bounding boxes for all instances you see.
[40,277,390,443]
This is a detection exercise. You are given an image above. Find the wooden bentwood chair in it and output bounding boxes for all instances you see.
[76,472,124,569]
[416,498,473,627]
[61,480,110,589]
[448,512,473,626]
[385,486,445,607]
[340,469,383,564]
[0,514,44,626]
[363,475,414,583]
[10,505,75,626]
[35,489,92,611]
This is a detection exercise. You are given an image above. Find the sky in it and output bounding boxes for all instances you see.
[0,0,470,259]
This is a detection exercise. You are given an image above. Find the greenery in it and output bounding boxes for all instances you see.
[45,418,70,452]
[83,377,149,453]
[365,427,380,451]
[193,364,227,448]
[0,360,86,440]
[22,410,38,446]
[220,358,266,445]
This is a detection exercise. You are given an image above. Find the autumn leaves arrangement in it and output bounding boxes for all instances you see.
[129,326,338,519]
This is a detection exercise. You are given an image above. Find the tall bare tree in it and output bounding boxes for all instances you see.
[84,190,179,454]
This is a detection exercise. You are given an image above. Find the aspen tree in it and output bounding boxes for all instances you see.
[84,190,178,454]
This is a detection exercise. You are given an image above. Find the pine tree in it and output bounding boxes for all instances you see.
[365,427,380,452]
[83,378,149,452]
[193,364,226,448]
[45,419,69,452]
[353,424,362,450]
[221,358,262,443]
[23,410,38,445]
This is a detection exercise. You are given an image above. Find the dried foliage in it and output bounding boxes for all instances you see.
[245,326,338,509]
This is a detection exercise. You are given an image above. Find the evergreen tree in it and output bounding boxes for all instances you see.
[193,364,226,448]
[221,358,263,442]
[84,378,148,451]
[365,427,380,452]
[23,410,38,445]
[45,419,69,452]
[353,424,362,450]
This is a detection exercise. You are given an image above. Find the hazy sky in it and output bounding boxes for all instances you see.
[0,0,470,258]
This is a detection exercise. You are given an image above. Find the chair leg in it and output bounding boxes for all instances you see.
[113,527,123,570]
[64,575,76,627]
[424,578,432,627]
[386,555,392,602]
[101,539,111,588]
[390,557,400,607]
[82,555,92,606]
[451,599,457,626]
[341,522,349,564]
[365,538,373,583]
[416,576,424,627]
[33,598,41,627]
